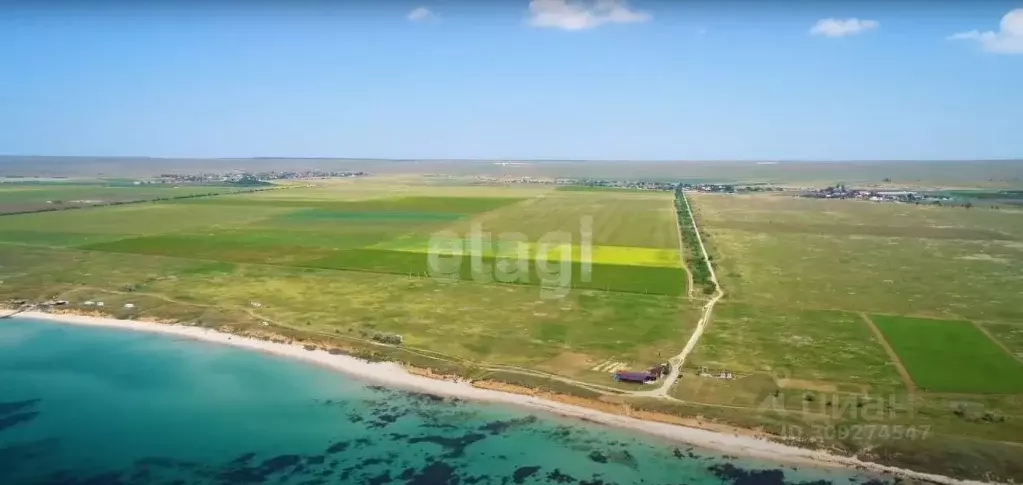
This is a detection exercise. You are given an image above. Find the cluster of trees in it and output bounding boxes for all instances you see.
[359,328,403,345]
[674,188,716,296]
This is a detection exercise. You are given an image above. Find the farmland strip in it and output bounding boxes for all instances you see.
[860,313,918,393]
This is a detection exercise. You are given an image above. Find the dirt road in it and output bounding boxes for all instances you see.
[635,190,723,398]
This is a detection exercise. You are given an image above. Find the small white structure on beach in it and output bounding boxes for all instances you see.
[96,302,105,307]
[124,303,135,309]
[84,301,95,306]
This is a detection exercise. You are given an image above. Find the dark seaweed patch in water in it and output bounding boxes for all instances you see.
[512,465,541,483]
[418,420,460,431]
[577,477,616,485]
[214,454,304,484]
[0,399,40,416]
[403,461,459,485]
[0,411,39,432]
[304,455,325,465]
[478,415,539,435]
[541,425,576,444]
[587,451,608,464]
[365,470,391,485]
[228,452,256,465]
[365,411,401,429]
[672,446,699,460]
[405,391,447,404]
[261,454,301,472]
[605,449,638,470]
[324,441,350,454]
[547,468,577,483]
[708,463,788,485]
[357,456,391,468]
[407,432,487,458]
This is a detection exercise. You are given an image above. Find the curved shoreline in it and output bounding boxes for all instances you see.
[13,311,990,485]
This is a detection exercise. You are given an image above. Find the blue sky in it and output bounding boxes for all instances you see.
[0,0,1020,160]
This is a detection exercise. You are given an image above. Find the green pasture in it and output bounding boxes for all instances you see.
[444,193,680,249]
[870,315,1023,394]
[174,195,524,213]
[688,193,1023,321]
[81,235,686,296]
[0,184,687,296]
[707,229,1023,321]
[711,220,1014,241]
[0,181,692,382]
[693,193,1023,239]
[0,244,695,379]
[687,304,904,389]
[0,183,249,214]
[0,203,297,246]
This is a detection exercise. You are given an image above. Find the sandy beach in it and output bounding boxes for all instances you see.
[13,311,987,485]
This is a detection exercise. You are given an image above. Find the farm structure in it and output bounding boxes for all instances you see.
[614,370,655,383]
[613,363,670,383]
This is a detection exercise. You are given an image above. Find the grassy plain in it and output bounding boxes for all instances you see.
[870,315,1023,393]
[680,304,903,395]
[0,178,693,384]
[672,190,1023,480]
[981,322,1023,360]
[4,168,1023,480]
[692,193,1023,321]
[0,182,250,214]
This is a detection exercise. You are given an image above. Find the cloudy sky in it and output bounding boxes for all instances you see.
[1,0,1020,160]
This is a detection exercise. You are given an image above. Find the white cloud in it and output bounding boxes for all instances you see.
[407,6,435,22]
[948,8,1023,54]
[527,0,651,31]
[809,18,879,37]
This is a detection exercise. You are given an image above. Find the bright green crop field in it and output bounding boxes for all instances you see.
[870,315,1023,394]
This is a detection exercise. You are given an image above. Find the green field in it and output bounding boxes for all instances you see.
[870,315,1023,394]
[674,191,1023,480]
[0,182,253,214]
[0,179,694,380]
[692,193,1023,321]
[683,304,903,391]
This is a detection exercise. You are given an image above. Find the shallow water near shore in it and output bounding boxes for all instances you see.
[0,317,892,485]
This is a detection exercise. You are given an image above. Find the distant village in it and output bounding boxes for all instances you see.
[478,176,785,193]
[150,169,368,185]
[801,184,952,203]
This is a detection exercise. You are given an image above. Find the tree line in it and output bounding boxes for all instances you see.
[674,188,716,296]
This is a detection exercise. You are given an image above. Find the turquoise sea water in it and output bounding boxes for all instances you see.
[0,318,893,485]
